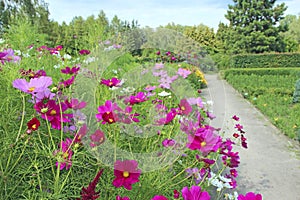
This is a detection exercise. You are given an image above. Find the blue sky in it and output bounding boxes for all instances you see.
[45,0,300,30]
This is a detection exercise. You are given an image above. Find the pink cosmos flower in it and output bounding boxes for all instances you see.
[13,76,52,95]
[0,48,21,64]
[90,129,105,147]
[118,106,140,124]
[180,119,199,135]
[101,77,122,88]
[54,138,73,170]
[177,68,191,78]
[181,185,210,200]
[186,125,221,155]
[178,99,193,115]
[65,98,87,110]
[95,100,120,124]
[152,195,168,200]
[158,75,178,89]
[112,160,141,190]
[237,192,262,200]
[187,97,204,109]
[74,124,88,144]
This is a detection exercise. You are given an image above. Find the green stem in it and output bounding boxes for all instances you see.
[8,138,28,174]
[157,160,197,189]
[15,94,26,143]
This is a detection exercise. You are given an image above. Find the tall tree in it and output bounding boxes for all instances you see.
[280,14,300,52]
[225,0,287,53]
[0,0,50,35]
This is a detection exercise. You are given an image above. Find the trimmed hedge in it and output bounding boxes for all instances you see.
[230,53,300,68]
[221,68,300,79]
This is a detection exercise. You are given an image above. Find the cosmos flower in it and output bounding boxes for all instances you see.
[112,160,141,190]
[101,77,122,88]
[181,185,210,200]
[177,68,191,78]
[13,76,52,95]
[237,192,262,200]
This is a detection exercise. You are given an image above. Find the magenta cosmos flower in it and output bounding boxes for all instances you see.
[156,108,177,125]
[125,92,148,105]
[186,125,221,155]
[61,65,80,75]
[34,100,72,130]
[95,100,120,124]
[54,138,73,170]
[13,76,52,95]
[116,196,130,200]
[79,49,91,55]
[90,129,105,147]
[112,160,141,190]
[152,195,168,200]
[238,192,262,200]
[101,77,121,88]
[181,185,210,200]
[178,98,193,115]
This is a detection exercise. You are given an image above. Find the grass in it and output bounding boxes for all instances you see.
[223,69,300,139]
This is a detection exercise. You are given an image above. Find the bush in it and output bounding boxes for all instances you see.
[230,53,300,68]
[221,68,300,79]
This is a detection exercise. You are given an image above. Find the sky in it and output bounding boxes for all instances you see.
[45,0,300,31]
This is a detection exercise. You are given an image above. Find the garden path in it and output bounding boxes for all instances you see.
[201,73,300,200]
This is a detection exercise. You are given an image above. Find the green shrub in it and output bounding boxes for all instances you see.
[230,53,300,68]
[221,68,300,79]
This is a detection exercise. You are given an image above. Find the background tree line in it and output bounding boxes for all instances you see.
[1,0,300,66]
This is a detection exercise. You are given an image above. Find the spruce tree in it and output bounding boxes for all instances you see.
[225,0,287,53]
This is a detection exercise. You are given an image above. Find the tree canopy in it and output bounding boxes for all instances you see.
[224,0,287,53]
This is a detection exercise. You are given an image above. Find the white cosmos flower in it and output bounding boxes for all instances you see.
[158,91,171,97]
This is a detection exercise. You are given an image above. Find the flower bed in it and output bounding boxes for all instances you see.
[0,39,261,199]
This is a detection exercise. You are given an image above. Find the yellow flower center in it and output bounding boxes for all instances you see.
[50,110,57,116]
[109,118,113,123]
[201,141,206,147]
[181,106,185,111]
[63,152,69,159]
[32,124,37,129]
[109,81,113,86]
[28,87,35,92]
[123,171,129,178]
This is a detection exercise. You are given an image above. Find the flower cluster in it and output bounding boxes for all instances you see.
[0,48,21,64]
[10,44,262,200]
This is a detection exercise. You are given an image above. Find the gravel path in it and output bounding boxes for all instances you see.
[201,73,300,200]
